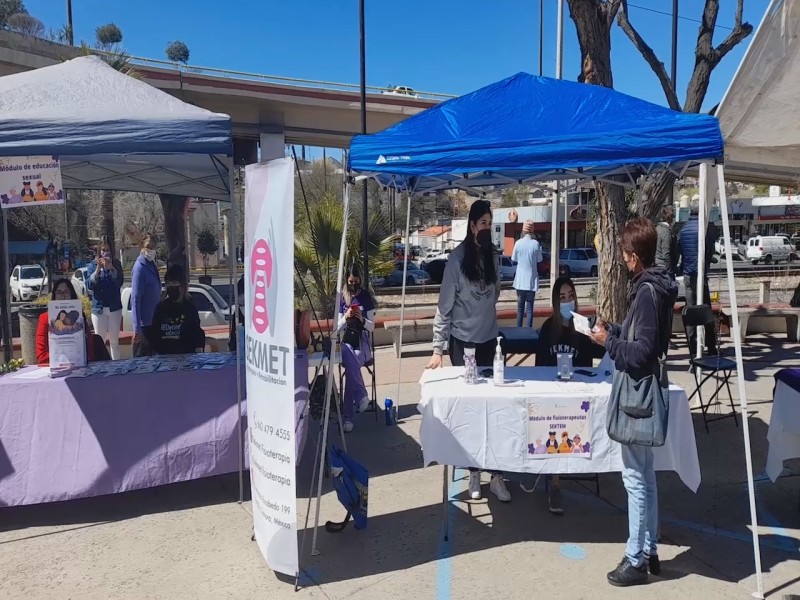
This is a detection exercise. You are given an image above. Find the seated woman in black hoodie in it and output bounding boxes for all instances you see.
[536,276,606,515]
[150,265,206,355]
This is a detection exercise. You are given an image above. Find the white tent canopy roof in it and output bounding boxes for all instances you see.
[717,0,800,185]
[0,56,233,200]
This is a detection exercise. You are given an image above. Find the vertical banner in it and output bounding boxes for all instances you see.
[244,158,298,577]
[47,299,87,375]
[0,156,64,208]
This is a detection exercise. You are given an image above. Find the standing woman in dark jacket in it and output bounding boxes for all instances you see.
[591,217,677,588]
[85,238,124,360]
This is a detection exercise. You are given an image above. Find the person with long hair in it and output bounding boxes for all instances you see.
[591,217,677,587]
[536,275,606,514]
[35,278,98,366]
[337,265,375,433]
[85,237,124,359]
[130,235,161,357]
[427,200,510,502]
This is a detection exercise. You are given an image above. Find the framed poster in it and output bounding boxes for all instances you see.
[527,397,593,459]
[47,299,86,375]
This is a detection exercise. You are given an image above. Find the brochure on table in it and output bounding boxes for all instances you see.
[47,299,86,376]
[527,396,594,459]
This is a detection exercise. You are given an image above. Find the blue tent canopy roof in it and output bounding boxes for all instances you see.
[348,73,724,192]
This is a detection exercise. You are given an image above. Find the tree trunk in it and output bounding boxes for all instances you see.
[567,0,628,323]
[159,194,189,282]
[639,171,677,221]
[101,190,115,248]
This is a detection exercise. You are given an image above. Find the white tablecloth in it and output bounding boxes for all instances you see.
[767,380,800,482]
[418,366,701,492]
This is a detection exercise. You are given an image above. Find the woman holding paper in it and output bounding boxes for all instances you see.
[536,276,606,515]
[426,200,509,503]
[36,279,99,366]
[590,217,677,587]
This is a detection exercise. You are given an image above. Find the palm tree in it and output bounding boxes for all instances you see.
[295,198,395,319]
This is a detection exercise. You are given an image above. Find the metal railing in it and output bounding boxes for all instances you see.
[123,54,456,101]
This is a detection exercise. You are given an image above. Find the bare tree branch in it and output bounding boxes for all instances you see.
[617,0,681,110]
[714,0,753,62]
[606,0,622,28]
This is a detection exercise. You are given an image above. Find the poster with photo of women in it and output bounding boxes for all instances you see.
[47,299,87,374]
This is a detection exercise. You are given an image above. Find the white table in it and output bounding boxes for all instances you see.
[767,380,800,482]
[419,366,701,500]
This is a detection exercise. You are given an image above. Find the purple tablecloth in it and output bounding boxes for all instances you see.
[0,364,244,507]
[775,368,800,394]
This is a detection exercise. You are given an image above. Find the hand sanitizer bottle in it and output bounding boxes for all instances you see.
[493,336,505,385]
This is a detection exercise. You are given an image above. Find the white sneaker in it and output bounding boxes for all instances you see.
[468,471,482,500]
[343,421,354,433]
[357,396,371,413]
[490,474,511,502]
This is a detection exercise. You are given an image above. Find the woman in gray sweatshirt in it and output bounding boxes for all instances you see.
[426,199,509,502]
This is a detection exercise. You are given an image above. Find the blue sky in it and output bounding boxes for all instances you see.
[27,1,769,112]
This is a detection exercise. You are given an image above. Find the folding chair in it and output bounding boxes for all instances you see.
[682,304,739,433]
[339,332,379,422]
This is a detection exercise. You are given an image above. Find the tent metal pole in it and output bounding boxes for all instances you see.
[229,157,243,505]
[395,186,413,406]
[696,166,709,359]
[1,211,12,364]
[311,180,351,556]
[716,164,764,600]
[550,186,559,280]
[359,0,369,283]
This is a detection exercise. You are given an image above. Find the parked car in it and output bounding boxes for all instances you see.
[714,237,738,256]
[369,274,385,288]
[71,267,90,297]
[499,256,517,281]
[9,264,47,302]
[421,256,448,284]
[385,261,431,286]
[381,85,420,98]
[120,283,230,332]
[744,235,794,264]
[558,248,599,277]
[538,251,551,277]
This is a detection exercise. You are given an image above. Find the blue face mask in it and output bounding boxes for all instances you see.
[560,301,575,320]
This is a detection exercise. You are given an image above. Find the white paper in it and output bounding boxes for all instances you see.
[570,312,593,336]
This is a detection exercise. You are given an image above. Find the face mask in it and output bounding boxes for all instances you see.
[143,249,156,262]
[166,287,180,301]
[560,301,575,320]
[347,283,360,293]
[476,229,493,249]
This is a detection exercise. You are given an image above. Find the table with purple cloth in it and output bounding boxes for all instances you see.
[0,355,244,507]
[768,369,800,482]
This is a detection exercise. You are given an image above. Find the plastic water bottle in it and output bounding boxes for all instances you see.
[493,336,505,385]
[384,398,394,426]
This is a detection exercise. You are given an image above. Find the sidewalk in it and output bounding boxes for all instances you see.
[1,336,798,600]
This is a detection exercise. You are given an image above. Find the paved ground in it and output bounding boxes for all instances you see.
[1,335,798,600]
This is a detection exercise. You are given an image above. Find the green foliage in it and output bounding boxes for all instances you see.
[95,23,122,48]
[0,0,26,28]
[7,11,42,36]
[165,40,190,64]
[196,225,219,276]
[294,198,395,318]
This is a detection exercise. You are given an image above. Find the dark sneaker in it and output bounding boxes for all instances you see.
[645,553,661,576]
[607,557,648,587]
[548,487,564,515]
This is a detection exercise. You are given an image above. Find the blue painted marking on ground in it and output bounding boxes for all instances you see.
[560,544,587,560]
[435,467,461,600]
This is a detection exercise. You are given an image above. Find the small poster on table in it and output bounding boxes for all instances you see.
[0,156,64,208]
[47,299,86,375]
[527,397,593,458]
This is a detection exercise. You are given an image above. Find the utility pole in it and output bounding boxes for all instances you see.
[671,0,678,96]
[359,0,369,281]
[538,0,543,76]
[66,0,74,45]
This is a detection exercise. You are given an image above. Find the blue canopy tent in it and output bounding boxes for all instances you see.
[340,72,764,596]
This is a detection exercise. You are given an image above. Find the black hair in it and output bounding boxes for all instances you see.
[164,264,185,284]
[51,278,78,300]
[461,200,497,285]
[550,276,577,343]
[342,263,367,307]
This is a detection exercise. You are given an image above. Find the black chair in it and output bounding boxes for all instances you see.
[339,332,379,422]
[682,305,739,433]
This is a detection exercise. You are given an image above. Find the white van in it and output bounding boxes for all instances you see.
[745,236,795,264]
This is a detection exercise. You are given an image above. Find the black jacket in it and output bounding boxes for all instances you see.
[537,317,606,367]
[150,298,205,355]
[605,266,677,379]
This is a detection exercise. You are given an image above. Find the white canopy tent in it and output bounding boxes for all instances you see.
[0,56,246,500]
[695,1,800,597]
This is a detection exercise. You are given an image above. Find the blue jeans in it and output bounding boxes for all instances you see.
[621,444,659,566]
[516,290,536,328]
[341,334,371,422]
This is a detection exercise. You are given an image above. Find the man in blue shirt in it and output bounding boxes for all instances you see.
[678,207,718,354]
[511,220,543,327]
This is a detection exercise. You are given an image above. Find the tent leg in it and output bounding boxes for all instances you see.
[394,187,413,406]
[310,180,351,556]
[1,211,12,364]
[228,158,244,505]
[716,165,764,600]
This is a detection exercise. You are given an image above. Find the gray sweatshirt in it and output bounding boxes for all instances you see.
[432,241,500,355]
